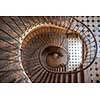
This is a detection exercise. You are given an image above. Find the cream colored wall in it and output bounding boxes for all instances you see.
[77,16,100,83]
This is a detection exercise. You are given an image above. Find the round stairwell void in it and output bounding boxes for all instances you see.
[21,25,83,73]
[20,21,97,82]
[0,17,97,83]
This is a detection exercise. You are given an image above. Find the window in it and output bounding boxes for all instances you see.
[68,35,82,70]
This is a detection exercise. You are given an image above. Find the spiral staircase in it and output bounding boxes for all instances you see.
[0,16,97,83]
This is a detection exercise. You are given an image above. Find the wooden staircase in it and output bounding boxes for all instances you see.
[0,16,97,83]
